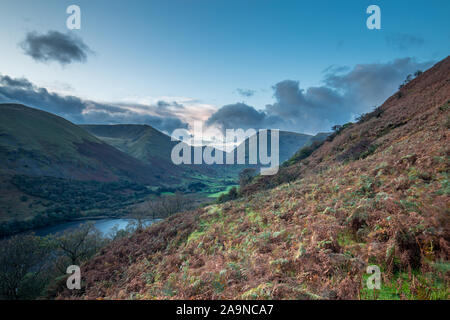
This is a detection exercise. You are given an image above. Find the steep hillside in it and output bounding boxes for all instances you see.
[243,56,450,195]
[61,57,449,300]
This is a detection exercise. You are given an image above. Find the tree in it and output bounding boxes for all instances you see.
[331,125,342,133]
[239,168,257,188]
[129,198,160,231]
[154,192,192,217]
[131,192,193,226]
[0,234,51,299]
[399,73,417,90]
[217,186,238,203]
[53,223,107,273]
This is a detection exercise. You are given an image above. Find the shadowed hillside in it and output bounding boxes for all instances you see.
[60,56,449,300]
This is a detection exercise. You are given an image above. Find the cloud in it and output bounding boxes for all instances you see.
[323,57,431,111]
[20,31,92,65]
[0,75,34,89]
[385,33,425,50]
[236,88,256,98]
[205,103,272,131]
[207,58,434,134]
[0,74,188,133]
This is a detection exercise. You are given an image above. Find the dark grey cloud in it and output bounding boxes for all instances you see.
[20,31,92,65]
[323,57,432,111]
[236,88,256,98]
[0,75,33,89]
[0,74,85,121]
[205,103,273,131]
[385,33,425,50]
[207,58,434,134]
[0,74,188,133]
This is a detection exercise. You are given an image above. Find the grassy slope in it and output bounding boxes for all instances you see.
[62,57,449,300]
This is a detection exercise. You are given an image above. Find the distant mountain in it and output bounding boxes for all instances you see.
[80,124,237,190]
[229,130,329,167]
[80,124,177,166]
[83,124,327,176]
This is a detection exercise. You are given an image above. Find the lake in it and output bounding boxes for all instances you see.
[33,218,160,237]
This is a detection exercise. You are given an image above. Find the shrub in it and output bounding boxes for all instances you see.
[337,140,374,162]
[355,106,383,123]
[239,168,257,188]
[284,140,324,167]
[217,186,239,203]
[395,230,422,270]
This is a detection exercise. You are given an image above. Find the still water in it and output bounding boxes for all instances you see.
[33,218,159,237]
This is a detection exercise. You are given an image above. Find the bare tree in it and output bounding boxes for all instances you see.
[239,168,257,188]
[131,192,193,225]
[53,223,107,273]
[0,234,50,299]
[129,203,152,231]
[155,192,193,217]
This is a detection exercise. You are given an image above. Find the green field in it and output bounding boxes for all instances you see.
[207,185,238,198]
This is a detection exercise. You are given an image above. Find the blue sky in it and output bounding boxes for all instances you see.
[0,0,449,136]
